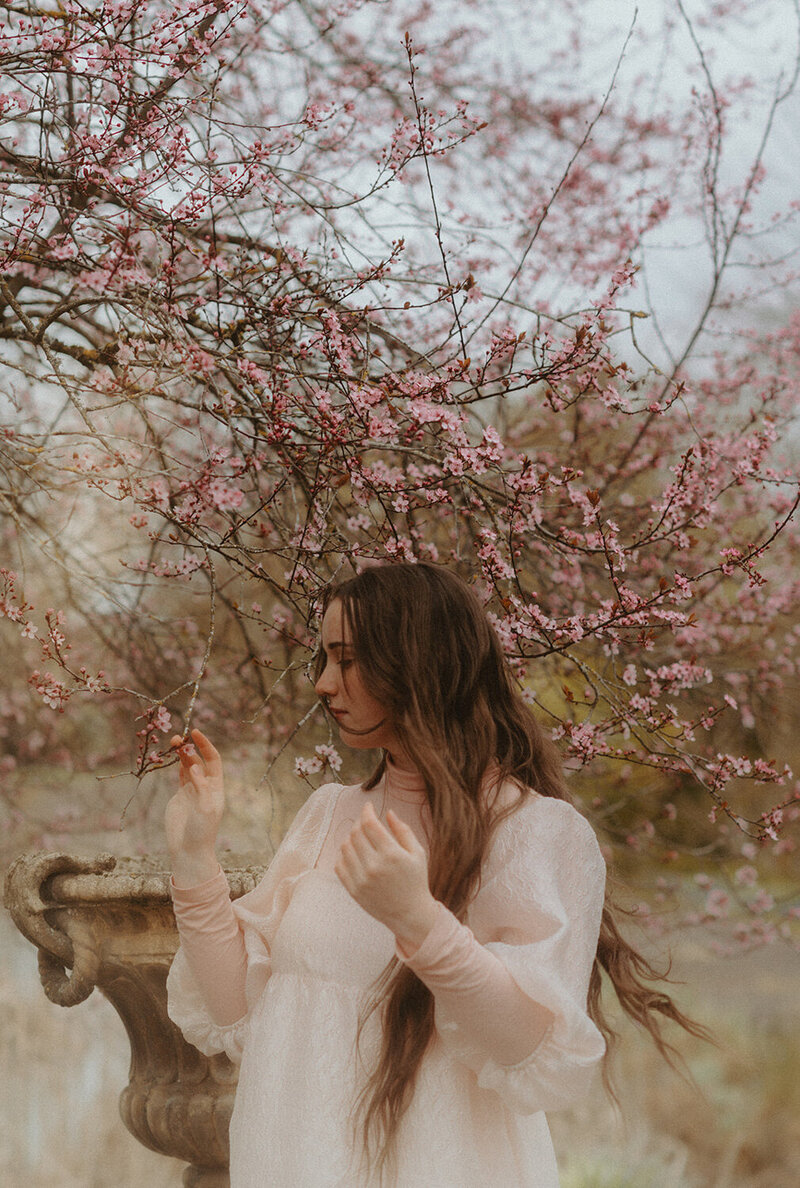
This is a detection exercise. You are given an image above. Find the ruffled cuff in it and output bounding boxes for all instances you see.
[395,902,605,1115]
[474,1011,602,1114]
[469,942,605,1114]
[166,946,248,1064]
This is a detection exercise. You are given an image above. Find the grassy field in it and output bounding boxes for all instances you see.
[2,760,799,1186]
[551,940,800,1187]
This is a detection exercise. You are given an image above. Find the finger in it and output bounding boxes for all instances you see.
[359,802,392,847]
[333,858,352,894]
[179,745,201,781]
[337,837,362,880]
[191,761,213,792]
[170,735,188,777]
[183,754,209,796]
[386,809,420,852]
[346,824,376,864]
[172,744,192,782]
[190,729,222,777]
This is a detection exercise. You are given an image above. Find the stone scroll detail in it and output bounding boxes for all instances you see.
[5,851,116,1005]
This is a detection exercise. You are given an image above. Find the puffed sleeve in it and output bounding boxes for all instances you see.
[165,781,339,1063]
[430,793,606,1114]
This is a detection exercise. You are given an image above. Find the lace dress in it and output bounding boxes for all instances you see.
[166,765,606,1186]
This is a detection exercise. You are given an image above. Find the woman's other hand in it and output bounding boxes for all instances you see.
[165,729,225,887]
[335,802,440,953]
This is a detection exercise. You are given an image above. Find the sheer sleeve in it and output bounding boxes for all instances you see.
[395,901,555,1067]
[418,793,606,1115]
[166,781,340,1063]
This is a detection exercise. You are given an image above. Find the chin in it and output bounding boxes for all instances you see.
[339,725,386,750]
[340,733,374,749]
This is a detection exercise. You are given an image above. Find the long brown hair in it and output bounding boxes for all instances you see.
[316,561,709,1183]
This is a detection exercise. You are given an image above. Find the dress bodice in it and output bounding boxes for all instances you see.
[269,869,395,989]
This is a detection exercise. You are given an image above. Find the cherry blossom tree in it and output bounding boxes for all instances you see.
[1,0,799,946]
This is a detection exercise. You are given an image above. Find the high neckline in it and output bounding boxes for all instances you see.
[378,755,428,803]
[366,756,507,806]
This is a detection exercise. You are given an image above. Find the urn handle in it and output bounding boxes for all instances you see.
[3,851,117,1006]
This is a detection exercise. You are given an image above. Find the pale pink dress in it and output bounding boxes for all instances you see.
[166,762,606,1186]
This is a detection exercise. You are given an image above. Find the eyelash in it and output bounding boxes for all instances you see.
[319,651,352,671]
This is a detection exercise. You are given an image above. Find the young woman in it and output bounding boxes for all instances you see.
[166,562,702,1187]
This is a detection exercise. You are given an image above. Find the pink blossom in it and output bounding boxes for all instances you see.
[207,478,244,513]
[749,890,775,915]
[704,888,731,919]
[295,755,324,778]
[152,706,172,734]
[0,0,797,947]
[315,744,342,772]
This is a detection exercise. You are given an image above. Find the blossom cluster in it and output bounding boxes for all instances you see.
[0,0,798,942]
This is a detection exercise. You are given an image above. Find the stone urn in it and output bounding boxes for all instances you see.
[3,851,266,1187]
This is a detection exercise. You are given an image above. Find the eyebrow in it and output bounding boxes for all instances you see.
[323,640,353,652]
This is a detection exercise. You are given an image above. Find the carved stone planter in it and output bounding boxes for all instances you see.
[3,851,266,1187]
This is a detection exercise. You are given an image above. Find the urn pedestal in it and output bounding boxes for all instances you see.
[3,852,266,1187]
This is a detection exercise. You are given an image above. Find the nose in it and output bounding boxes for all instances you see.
[315,661,337,700]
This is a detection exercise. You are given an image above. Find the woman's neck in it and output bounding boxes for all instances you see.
[385,747,416,775]
[382,751,427,802]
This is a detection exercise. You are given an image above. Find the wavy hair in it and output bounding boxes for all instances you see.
[316,561,709,1183]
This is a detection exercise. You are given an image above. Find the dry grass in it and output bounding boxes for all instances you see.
[550,940,800,1188]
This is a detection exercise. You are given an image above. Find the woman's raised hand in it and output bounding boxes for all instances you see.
[165,729,225,887]
[335,802,440,954]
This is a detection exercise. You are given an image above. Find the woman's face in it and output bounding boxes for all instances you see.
[315,599,396,752]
